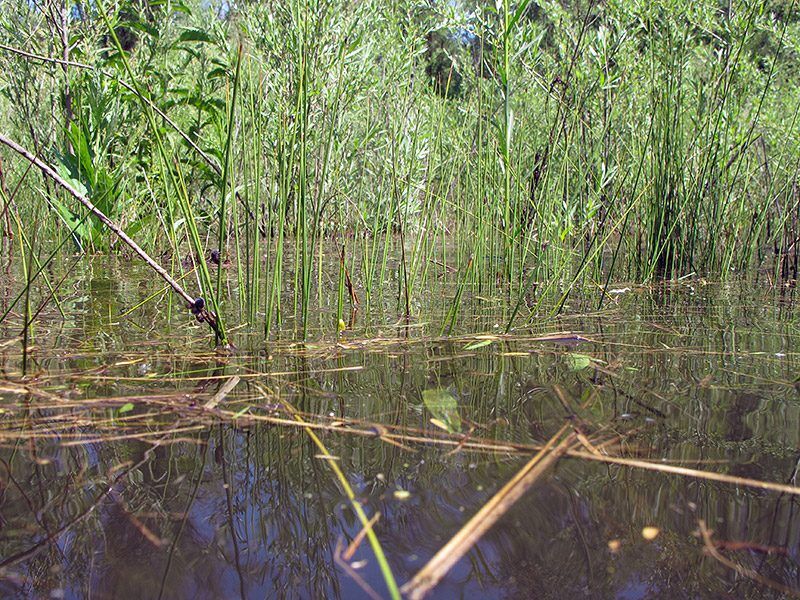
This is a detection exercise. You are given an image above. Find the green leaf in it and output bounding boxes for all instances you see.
[464,339,494,350]
[118,402,134,414]
[566,353,593,371]
[178,28,214,43]
[506,0,532,34]
[232,406,250,419]
[49,197,90,251]
[422,388,461,433]
[55,162,89,197]
[429,418,449,431]
[207,67,230,80]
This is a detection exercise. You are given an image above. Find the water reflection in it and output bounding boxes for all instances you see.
[0,270,799,598]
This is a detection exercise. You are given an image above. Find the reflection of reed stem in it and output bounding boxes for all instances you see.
[280,395,401,600]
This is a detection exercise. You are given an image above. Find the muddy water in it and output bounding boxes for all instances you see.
[0,264,798,598]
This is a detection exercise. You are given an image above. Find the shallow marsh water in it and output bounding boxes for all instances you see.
[0,262,799,599]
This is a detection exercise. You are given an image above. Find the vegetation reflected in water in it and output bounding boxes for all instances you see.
[0,266,799,598]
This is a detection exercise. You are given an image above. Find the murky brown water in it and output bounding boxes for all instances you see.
[1,262,798,598]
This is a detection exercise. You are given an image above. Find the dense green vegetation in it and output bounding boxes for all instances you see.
[1,0,799,338]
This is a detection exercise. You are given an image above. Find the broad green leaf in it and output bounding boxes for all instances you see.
[56,162,89,197]
[422,388,461,433]
[178,28,214,43]
[118,402,134,414]
[566,353,593,371]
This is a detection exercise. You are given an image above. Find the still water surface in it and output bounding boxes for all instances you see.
[0,264,798,598]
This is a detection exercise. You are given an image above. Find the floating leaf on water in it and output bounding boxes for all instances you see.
[464,339,494,351]
[566,352,593,371]
[118,402,134,414]
[422,388,461,433]
[429,418,449,431]
[641,526,660,541]
[394,489,411,500]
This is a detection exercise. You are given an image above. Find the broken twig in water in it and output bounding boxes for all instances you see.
[569,450,800,496]
[0,133,222,340]
[698,520,800,597]
[401,426,577,600]
[203,376,241,410]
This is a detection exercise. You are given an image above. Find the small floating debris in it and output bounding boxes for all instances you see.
[531,332,591,344]
[314,454,340,461]
[642,526,660,541]
[463,339,494,350]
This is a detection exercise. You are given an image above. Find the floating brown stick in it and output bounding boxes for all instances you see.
[569,450,800,497]
[0,133,221,338]
[343,511,381,561]
[698,520,800,597]
[333,538,383,600]
[203,375,241,410]
[712,539,788,556]
[401,426,577,600]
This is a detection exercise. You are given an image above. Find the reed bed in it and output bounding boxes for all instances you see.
[0,1,798,339]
